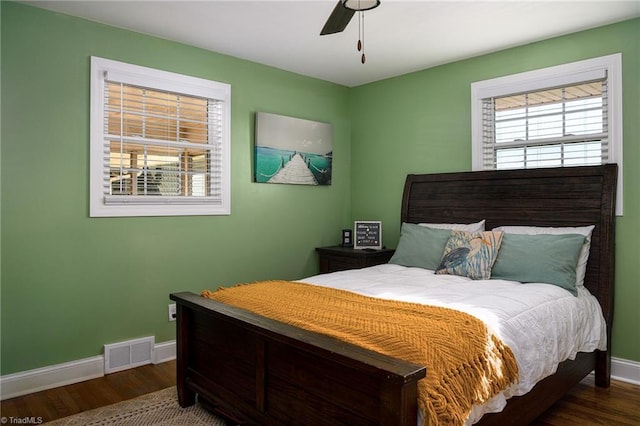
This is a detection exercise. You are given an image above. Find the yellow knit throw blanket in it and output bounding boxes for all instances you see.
[202,281,518,425]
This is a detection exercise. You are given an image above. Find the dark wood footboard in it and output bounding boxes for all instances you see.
[170,291,426,426]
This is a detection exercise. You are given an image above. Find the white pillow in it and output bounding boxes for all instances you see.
[420,220,485,232]
[493,225,595,288]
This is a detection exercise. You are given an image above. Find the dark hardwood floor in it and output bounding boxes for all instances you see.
[0,361,175,423]
[532,374,640,425]
[1,360,638,425]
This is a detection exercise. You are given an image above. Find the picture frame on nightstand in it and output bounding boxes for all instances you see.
[354,221,382,250]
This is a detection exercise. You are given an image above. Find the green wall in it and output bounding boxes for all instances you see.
[350,18,640,362]
[0,2,351,375]
[1,2,638,377]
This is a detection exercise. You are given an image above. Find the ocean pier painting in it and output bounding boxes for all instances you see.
[255,112,333,186]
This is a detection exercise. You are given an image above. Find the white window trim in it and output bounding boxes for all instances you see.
[90,56,231,217]
[471,53,623,215]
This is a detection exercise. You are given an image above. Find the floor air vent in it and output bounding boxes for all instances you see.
[104,336,155,374]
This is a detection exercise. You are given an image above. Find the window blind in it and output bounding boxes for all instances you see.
[481,78,608,170]
[102,81,224,205]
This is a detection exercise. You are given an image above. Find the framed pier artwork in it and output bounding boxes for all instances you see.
[254,112,333,186]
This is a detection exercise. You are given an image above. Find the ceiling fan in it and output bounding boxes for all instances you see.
[320,0,381,63]
[320,0,381,36]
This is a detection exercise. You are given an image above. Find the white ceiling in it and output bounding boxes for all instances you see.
[24,0,640,87]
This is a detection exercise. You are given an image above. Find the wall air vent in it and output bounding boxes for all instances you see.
[104,336,155,374]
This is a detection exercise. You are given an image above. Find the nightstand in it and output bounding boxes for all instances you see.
[315,246,395,274]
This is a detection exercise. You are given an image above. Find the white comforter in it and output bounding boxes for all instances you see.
[300,263,607,424]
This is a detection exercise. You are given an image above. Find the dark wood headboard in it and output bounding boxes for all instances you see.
[400,164,617,343]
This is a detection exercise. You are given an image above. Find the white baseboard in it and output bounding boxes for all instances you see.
[0,345,636,400]
[153,340,177,364]
[0,356,104,400]
[0,340,176,400]
[611,356,640,385]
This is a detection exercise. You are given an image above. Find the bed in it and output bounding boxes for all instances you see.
[170,164,617,425]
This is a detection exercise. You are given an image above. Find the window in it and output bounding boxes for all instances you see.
[471,54,623,215]
[90,57,231,217]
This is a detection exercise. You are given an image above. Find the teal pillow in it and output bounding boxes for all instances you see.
[491,233,586,296]
[389,223,452,270]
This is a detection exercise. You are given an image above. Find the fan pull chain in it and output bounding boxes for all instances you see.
[357,11,366,63]
[357,8,362,51]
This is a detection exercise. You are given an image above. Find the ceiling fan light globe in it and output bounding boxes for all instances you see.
[342,0,380,12]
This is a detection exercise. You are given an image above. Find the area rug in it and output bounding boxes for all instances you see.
[46,387,226,425]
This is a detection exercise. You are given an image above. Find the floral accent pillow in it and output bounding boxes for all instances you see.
[435,231,504,280]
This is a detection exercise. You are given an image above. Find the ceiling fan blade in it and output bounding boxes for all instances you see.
[320,1,355,35]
